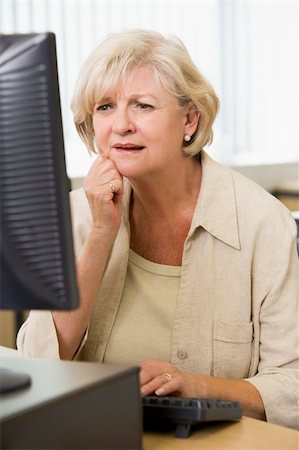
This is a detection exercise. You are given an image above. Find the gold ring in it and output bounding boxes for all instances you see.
[163,372,173,382]
[109,182,115,194]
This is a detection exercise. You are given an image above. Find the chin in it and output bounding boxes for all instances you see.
[113,161,143,178]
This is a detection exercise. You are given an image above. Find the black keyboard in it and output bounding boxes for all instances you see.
[143,396,243,438]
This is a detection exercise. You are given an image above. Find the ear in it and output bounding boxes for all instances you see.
[184,101,200,136]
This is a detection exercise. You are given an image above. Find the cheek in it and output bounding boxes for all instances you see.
[93,118,109,149]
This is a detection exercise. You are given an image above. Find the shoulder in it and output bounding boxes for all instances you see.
[230,168,296,236]
[201,151,296,242]
[227,170,297,264]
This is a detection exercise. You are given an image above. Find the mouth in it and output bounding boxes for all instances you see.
[113,143,145,152]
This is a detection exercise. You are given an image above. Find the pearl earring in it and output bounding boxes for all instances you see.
[184,134,191,142]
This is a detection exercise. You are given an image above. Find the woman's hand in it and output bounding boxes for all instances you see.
[139,358,266,421]
[52,155,124,361]
[139,359,201,398]
[83,155,124,238]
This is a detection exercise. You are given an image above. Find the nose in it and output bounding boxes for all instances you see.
[112,107,135,134]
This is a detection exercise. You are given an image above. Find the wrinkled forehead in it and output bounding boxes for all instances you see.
[94,68,126,100]
[94,65,151,99]
[91,63,176,106]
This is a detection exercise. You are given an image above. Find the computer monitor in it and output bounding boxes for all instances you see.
[0,32,80,391]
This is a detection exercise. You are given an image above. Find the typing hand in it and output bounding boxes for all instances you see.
[139,359,200,398]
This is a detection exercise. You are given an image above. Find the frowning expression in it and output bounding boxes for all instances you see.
[92,67,193,178]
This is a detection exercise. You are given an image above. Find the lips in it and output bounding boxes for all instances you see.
[113,143,145,151]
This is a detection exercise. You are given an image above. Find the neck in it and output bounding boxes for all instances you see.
[129,156,202,221]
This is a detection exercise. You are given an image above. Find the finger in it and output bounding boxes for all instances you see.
[88,154,119,180]
[108,177,123,196]
[139,359,170,383]
[140,372,175,397]
[84,160,123,197]
[155,377,178,396]
[139,369,154,387]
[141,374,166,397]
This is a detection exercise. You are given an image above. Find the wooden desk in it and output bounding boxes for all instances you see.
[1,348,298,450]
[143,417,299,450]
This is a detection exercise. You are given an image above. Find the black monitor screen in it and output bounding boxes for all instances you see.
[0,32,79,312]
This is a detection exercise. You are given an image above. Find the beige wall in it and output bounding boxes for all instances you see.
[0,311,16,349]
[0,311,28,349]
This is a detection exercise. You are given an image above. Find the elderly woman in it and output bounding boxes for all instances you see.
[17,29,298,429]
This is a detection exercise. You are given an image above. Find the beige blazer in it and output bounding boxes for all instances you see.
[17,151,299,429]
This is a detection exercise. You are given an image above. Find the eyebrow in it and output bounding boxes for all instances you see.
[96,93,159,103]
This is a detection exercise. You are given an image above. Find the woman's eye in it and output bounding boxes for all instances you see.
[136,103,153,110]
[96,104,112,111]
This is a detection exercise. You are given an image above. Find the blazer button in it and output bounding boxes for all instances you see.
[177,349,188,360]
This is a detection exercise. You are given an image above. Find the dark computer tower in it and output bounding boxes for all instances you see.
[0,357,142,449]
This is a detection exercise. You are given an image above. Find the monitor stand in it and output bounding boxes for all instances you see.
[0,367,31,395]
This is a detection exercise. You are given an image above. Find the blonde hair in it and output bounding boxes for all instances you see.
[71,29,219,155]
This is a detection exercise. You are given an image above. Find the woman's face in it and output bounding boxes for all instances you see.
[92,66,197,178]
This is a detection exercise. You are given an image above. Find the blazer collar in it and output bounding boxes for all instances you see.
[190,150,241,250]
[122,150,241,250]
